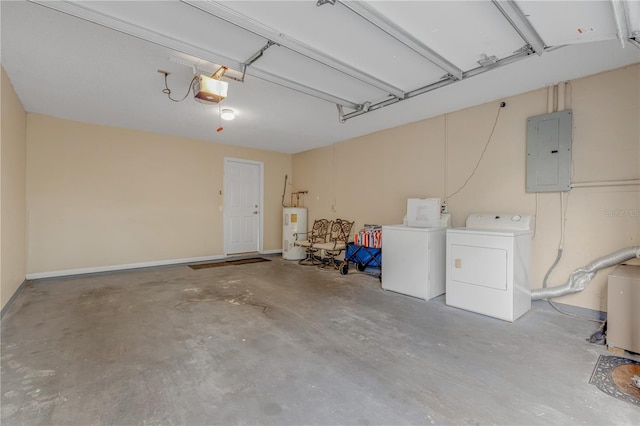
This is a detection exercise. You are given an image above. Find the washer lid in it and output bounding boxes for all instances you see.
[465,213,534,231]
[382,225,446,232]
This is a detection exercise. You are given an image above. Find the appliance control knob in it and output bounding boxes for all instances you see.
[511,215,522,221]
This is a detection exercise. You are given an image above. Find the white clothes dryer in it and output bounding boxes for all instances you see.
[446,214,533,322]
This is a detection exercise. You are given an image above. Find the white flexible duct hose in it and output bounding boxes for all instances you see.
[532,246,640,300]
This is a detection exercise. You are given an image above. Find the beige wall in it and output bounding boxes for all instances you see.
[293,64,640,312]
[10,64,640,311]
[27,115,291,275]
[1,66,28,311]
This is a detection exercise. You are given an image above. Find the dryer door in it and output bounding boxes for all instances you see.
[450,244,508,290]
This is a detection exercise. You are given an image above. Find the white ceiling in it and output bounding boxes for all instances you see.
[2,1,639,154]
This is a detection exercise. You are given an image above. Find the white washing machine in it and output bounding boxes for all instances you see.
[382,225,447,300]
[446,213,533,322]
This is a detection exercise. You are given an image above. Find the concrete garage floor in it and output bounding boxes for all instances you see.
[1,255,637,425]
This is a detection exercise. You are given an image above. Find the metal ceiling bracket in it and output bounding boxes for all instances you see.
[610,0,630,48]
[234,41,277,82]
[514,45,536,56]
[340,46,550,121]
[182,0,406,98]
[491,0,546,55]
[245,41,276,68]
[336,104,346,123]
[339,0,464,81]
[478,54,499,67]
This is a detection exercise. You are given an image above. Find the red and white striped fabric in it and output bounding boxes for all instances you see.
[354,227,382,248]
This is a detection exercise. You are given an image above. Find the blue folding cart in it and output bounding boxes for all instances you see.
[341,242,381,279]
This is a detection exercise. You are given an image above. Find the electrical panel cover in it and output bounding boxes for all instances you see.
[526,110,572,193]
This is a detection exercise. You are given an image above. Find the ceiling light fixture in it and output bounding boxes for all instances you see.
[221,109,235,120]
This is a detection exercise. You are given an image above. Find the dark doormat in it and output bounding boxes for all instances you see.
[589,355,640,406]
[189,257,271,270]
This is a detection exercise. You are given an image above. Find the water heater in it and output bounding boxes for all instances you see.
[282,207,307,260]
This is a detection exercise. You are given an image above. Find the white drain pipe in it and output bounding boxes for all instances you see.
[532,246,640,300]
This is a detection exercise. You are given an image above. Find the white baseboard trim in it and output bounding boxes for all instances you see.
[26,254,226,280]
[1,279,27,320]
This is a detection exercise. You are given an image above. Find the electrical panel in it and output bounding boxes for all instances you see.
[526,110,572,193]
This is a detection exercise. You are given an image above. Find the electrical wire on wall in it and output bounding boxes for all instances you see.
[543,191,570,290]
[331,142,337,213]
[540,174,600,322]
[445,102,505,201]
[537,81,599,321]
[532,192,539,240]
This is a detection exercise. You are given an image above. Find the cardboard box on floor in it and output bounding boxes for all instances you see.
[607,264,640,354]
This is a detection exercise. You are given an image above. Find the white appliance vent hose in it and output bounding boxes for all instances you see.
[531,246,640,300]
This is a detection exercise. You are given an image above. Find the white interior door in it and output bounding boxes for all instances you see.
[224,158,263,255]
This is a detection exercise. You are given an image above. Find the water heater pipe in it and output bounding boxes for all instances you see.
[281,175,288,207]
[557,81,566,111]
[532,246,640,300]
[570,179,640,188]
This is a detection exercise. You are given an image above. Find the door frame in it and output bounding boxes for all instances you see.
[223,157,264,256]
